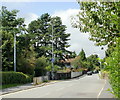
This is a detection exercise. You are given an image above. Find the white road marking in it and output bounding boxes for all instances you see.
[1,86,43,97]
[97,80,107,99]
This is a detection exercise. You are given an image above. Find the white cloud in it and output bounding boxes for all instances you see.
[53,9,106,58]
[18,9,107,58]
[19,13,39,26]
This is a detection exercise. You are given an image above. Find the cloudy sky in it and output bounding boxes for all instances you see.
[1,1,106,58]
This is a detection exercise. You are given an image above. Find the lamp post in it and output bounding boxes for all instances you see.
[14,33,16,72]
[51,23,55,80]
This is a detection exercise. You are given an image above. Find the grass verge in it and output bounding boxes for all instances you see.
[0,84,23,90]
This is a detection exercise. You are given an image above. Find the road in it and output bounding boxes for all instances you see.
[2,74,106,98]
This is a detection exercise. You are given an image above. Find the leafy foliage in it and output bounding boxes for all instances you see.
[1,6,36,75]
[34,56,49,76]
[1,71,31,85]
[71,49,87,69]
[46,65,60,72]
[73,2,120,98]
[71,56,81,69]
[105,38,120,98]
[71,49,100,71]
[28,13,71,63]
[1,6,26,71]
[73,2,120,47]
[87,54,100,70]
[79,49,86,61]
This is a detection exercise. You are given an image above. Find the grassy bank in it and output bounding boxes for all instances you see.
[0,84,23,90]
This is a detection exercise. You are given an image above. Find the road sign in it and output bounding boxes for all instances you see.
[51,58,55,63]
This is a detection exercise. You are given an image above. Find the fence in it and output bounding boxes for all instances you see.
[33,71,83,84]
[55,71,83,80]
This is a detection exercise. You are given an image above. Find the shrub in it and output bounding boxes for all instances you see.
[34,67,43,77]
[34,56,49,77]
[46,65,60,72]
[35,56,48,68]
[105,38,120,98]
[17,57,35,75]
[1,71,31,85]
[99,70,108,79]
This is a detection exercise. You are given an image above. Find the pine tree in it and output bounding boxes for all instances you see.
[1,6,26,71]
[79,49,86,61]
[28,13,71,62]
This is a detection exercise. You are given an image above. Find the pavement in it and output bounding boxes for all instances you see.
[99,80,115,98]
[0,80,60,95]
[0,74,115,98]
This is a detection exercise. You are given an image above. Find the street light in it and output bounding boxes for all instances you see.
[51,23,54,80]
[14,33,16,72]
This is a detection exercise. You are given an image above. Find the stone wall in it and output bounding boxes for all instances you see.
[71,71,83,78]
[33,76,49,85]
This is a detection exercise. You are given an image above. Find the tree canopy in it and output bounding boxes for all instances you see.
[73,1,120,98]
[73,2,120,47]
[1,6,72,74]
[79,49,86,61]
[28,13,71,63]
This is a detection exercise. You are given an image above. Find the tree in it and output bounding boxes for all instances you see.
[71,56,81,69]
[67,51,77,59]
[72,2,120,47]
[34,56,49,76]
[16,34,36,75]
[86,54,100,70]
[1,6,26,71]
[1,6,36,75]
[28,13,71,64]
[79,49,86,61]
[72,2,120,97]
[51,16,71,61]
[28,13,51,58]
[72,2,120,57]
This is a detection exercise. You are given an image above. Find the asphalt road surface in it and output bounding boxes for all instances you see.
[2,74,106,98]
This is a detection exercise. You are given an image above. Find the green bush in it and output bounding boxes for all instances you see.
[46,65,60,72]
[17,57,35,75]
[105,38,120,98]
[34,56,48,77]
[1,71,31,85]
[34,67,43,77]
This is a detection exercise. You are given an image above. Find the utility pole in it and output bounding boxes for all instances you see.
[14,33,16,72]
[51,23,54,80]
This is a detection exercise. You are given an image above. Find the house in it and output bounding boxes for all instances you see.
[59,57,79,68]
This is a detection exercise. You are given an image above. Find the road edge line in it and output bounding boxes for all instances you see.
[97,79,107,99]
[1,81,60,96]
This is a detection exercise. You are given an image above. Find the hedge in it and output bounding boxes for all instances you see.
[1,71,31,85]
[105,38,120,98]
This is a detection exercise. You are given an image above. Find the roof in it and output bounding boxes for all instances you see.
[60,56,80,63]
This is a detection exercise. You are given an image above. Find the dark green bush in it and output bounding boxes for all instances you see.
[17,57,35,75]
[1,71,31,85]
[34,56,48,77]
[34,67,43,77]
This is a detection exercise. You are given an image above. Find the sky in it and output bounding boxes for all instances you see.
[1,1,107,58]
